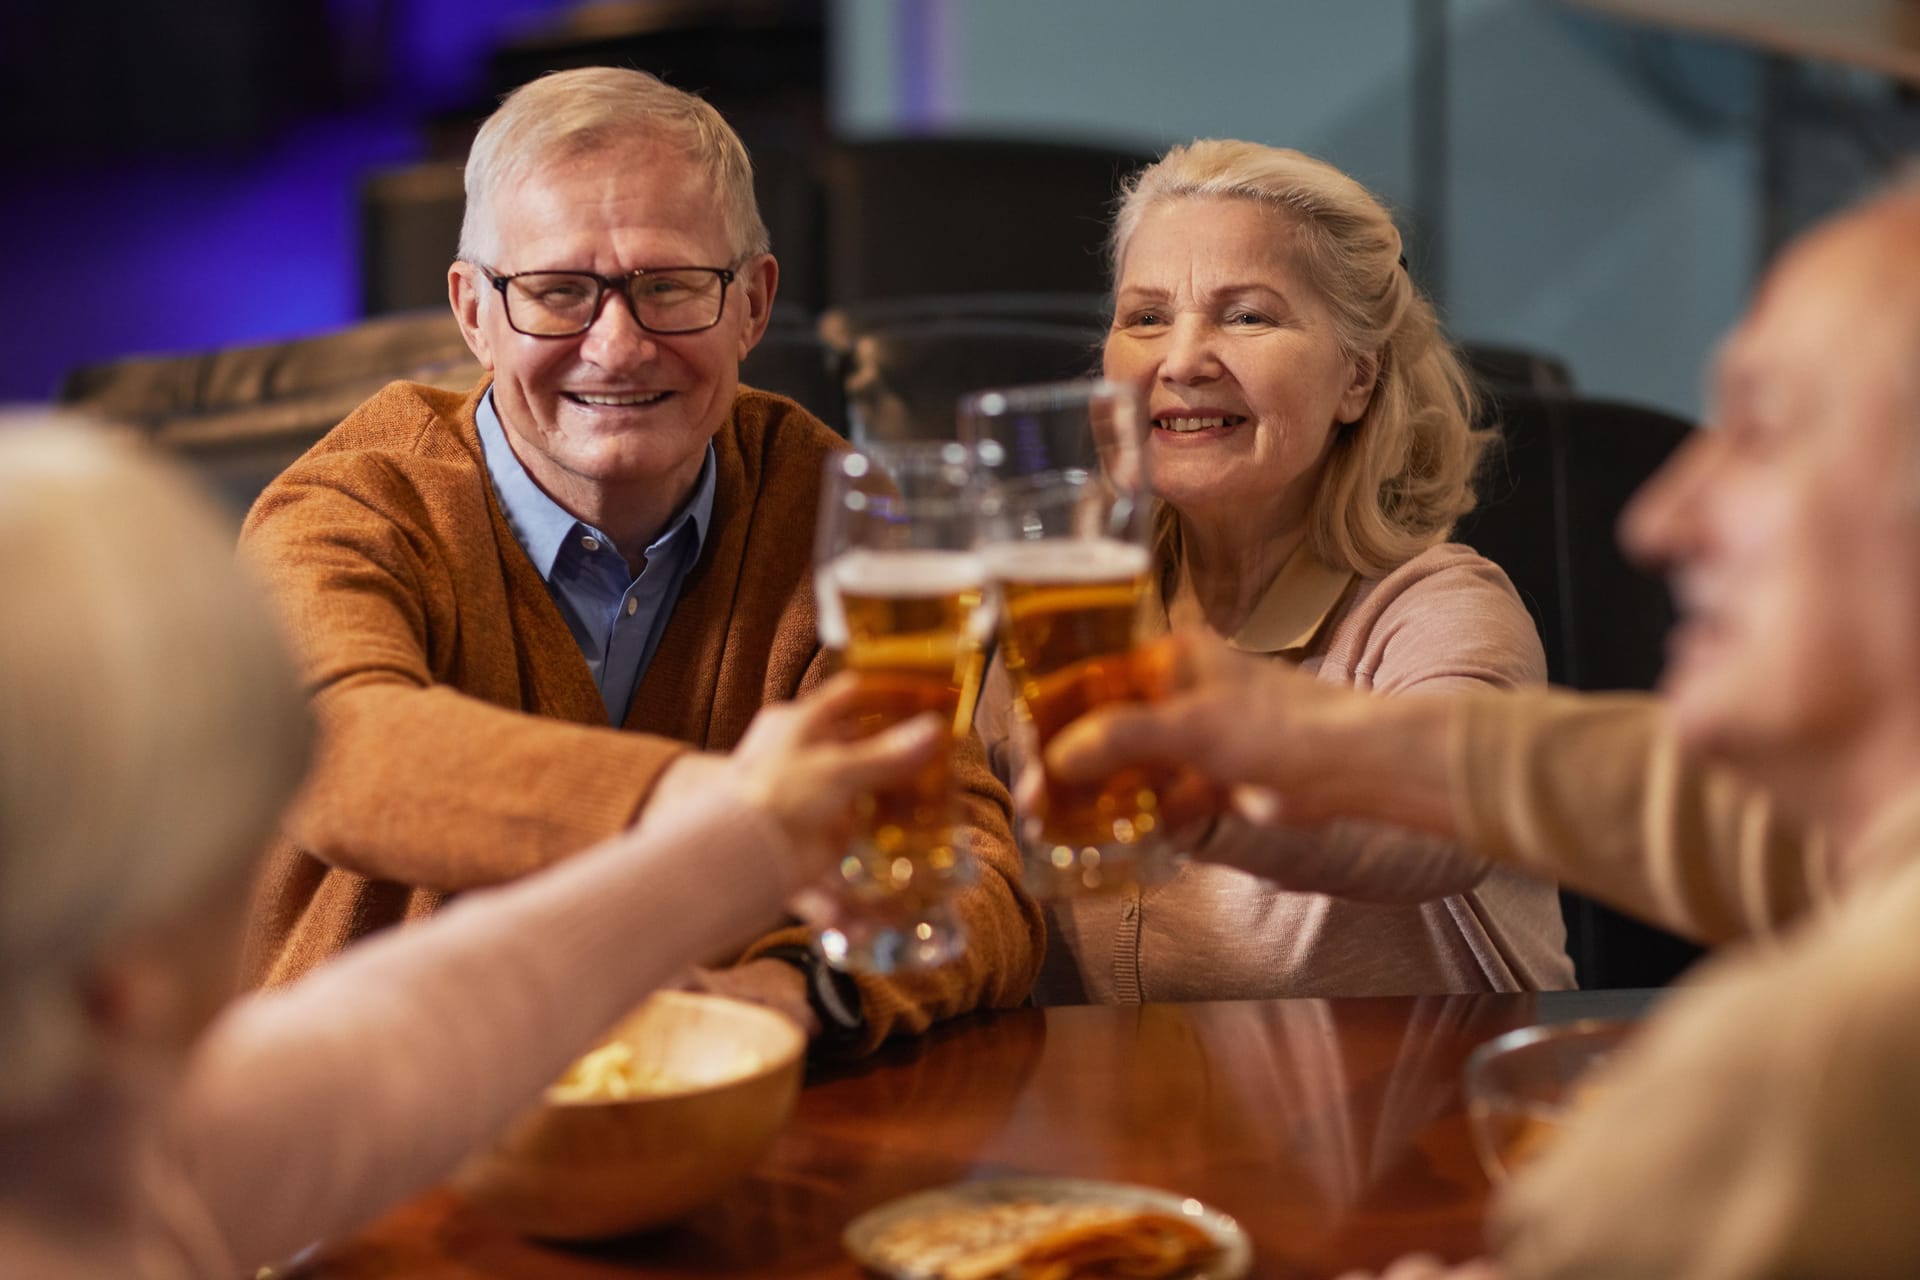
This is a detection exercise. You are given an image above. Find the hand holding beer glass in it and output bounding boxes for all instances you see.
[964,379,1184,896]
[813,443,990,972]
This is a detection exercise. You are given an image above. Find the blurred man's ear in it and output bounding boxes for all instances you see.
[736,253,781,361]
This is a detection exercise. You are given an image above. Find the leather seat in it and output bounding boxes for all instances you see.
[1456,387,1704,988]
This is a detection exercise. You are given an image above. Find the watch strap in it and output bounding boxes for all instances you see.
[760,943,868,1051]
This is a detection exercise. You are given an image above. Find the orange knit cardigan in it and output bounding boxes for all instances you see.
[238,379,1043,1050]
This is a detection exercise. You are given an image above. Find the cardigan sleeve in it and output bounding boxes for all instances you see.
[739,651,1046,1053]
[1450,689,1833,943]
[241,462,690,892]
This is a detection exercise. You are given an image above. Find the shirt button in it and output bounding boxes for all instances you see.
[624,597,639,617]
[580,535,601,552]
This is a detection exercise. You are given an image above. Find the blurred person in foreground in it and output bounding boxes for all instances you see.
[981,139,1571,1003]
[1051,184,1920,1278]
[238,66,1042,1050]
[0,418,947,1278]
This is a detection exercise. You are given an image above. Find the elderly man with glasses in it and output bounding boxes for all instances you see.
[238,67,1043,1054]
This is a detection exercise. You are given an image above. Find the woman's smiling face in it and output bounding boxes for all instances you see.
[1103,195,1375,531]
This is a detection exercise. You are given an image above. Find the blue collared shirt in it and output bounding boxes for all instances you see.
[477,390,716,725]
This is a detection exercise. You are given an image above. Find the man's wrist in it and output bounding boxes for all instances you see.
[1308,693,1459,837]
[760,944,868,1052]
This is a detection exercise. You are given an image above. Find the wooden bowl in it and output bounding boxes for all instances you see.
[452,990,806,1239]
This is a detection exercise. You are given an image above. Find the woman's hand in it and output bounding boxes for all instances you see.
[731,673,945,887]
[647,674,943,896]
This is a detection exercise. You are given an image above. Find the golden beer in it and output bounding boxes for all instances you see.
[986,537,1162,870]
[826,549,989,910]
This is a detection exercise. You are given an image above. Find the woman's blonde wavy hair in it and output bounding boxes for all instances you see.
[1110,139,1489,578]
[0,418,310,1116]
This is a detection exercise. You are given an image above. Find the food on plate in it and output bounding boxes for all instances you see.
[865,1199,1221,1280]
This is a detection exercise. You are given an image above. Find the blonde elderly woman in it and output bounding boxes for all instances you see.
[984,140,1572,1002]
[0,420,939,1278]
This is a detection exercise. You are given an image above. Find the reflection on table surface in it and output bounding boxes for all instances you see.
[288,989,1661,1280]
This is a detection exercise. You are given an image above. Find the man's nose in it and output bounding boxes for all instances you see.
[1619,429,1713,571]
[579,285,660,364]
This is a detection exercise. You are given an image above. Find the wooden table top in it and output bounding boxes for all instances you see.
[1564,0,1920,85]
[287,990,1655,1280]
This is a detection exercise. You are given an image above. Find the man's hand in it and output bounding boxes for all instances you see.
[677,958,821,1039]
[1045,632,1459,839]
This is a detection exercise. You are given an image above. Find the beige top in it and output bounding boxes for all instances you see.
[1449,688,1836,944]
[1493,786,1920,1279]
[983,543,1575,1003]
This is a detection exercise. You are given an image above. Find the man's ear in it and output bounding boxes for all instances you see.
[449,262,497,371]
[736,253,781,361]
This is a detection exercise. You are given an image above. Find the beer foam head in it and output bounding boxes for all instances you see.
[829,548,986,596]
[818,549,988,648]
[981,537,1150,583]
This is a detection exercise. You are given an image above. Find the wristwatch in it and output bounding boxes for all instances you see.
[761,944,868,1051]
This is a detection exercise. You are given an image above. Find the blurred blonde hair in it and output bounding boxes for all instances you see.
[457,66,770,266]
[0,417,310,1114]
[1110,139,1488,578]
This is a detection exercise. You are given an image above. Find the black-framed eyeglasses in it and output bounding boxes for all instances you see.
[481,265,737,337]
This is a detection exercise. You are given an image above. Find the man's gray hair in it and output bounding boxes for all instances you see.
[457,67,770,266]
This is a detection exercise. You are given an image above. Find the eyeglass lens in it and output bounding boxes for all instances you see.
[502,269,727,335]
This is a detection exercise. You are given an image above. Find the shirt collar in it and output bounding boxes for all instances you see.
[1225,543,1356,655]
[1148,537,1356,655]
[477,387,717,577]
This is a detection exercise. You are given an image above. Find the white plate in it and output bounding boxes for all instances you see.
[843,1175,1252,1279]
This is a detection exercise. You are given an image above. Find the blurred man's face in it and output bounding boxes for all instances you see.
[1622,203,1920,791]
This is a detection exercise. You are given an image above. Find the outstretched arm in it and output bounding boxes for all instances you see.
[158,685,940,1271]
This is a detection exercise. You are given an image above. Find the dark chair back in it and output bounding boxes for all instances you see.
[741,319,846,433]
[1455,388,1705,989]
[840,318,1103,443]
[819,292,1110,355]
[820,138,1153,302]
[359,160,466,316]
[1458,341,1575,396]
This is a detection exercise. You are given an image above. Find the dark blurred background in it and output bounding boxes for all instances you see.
[0,0,1907,413]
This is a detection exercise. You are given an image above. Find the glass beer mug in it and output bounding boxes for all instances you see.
[812,442,991,970]
[962,378,1182,897]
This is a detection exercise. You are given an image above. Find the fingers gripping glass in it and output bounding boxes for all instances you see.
[483,266,737,337]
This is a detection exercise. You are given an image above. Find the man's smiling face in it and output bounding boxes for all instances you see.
[452,139,773,521]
